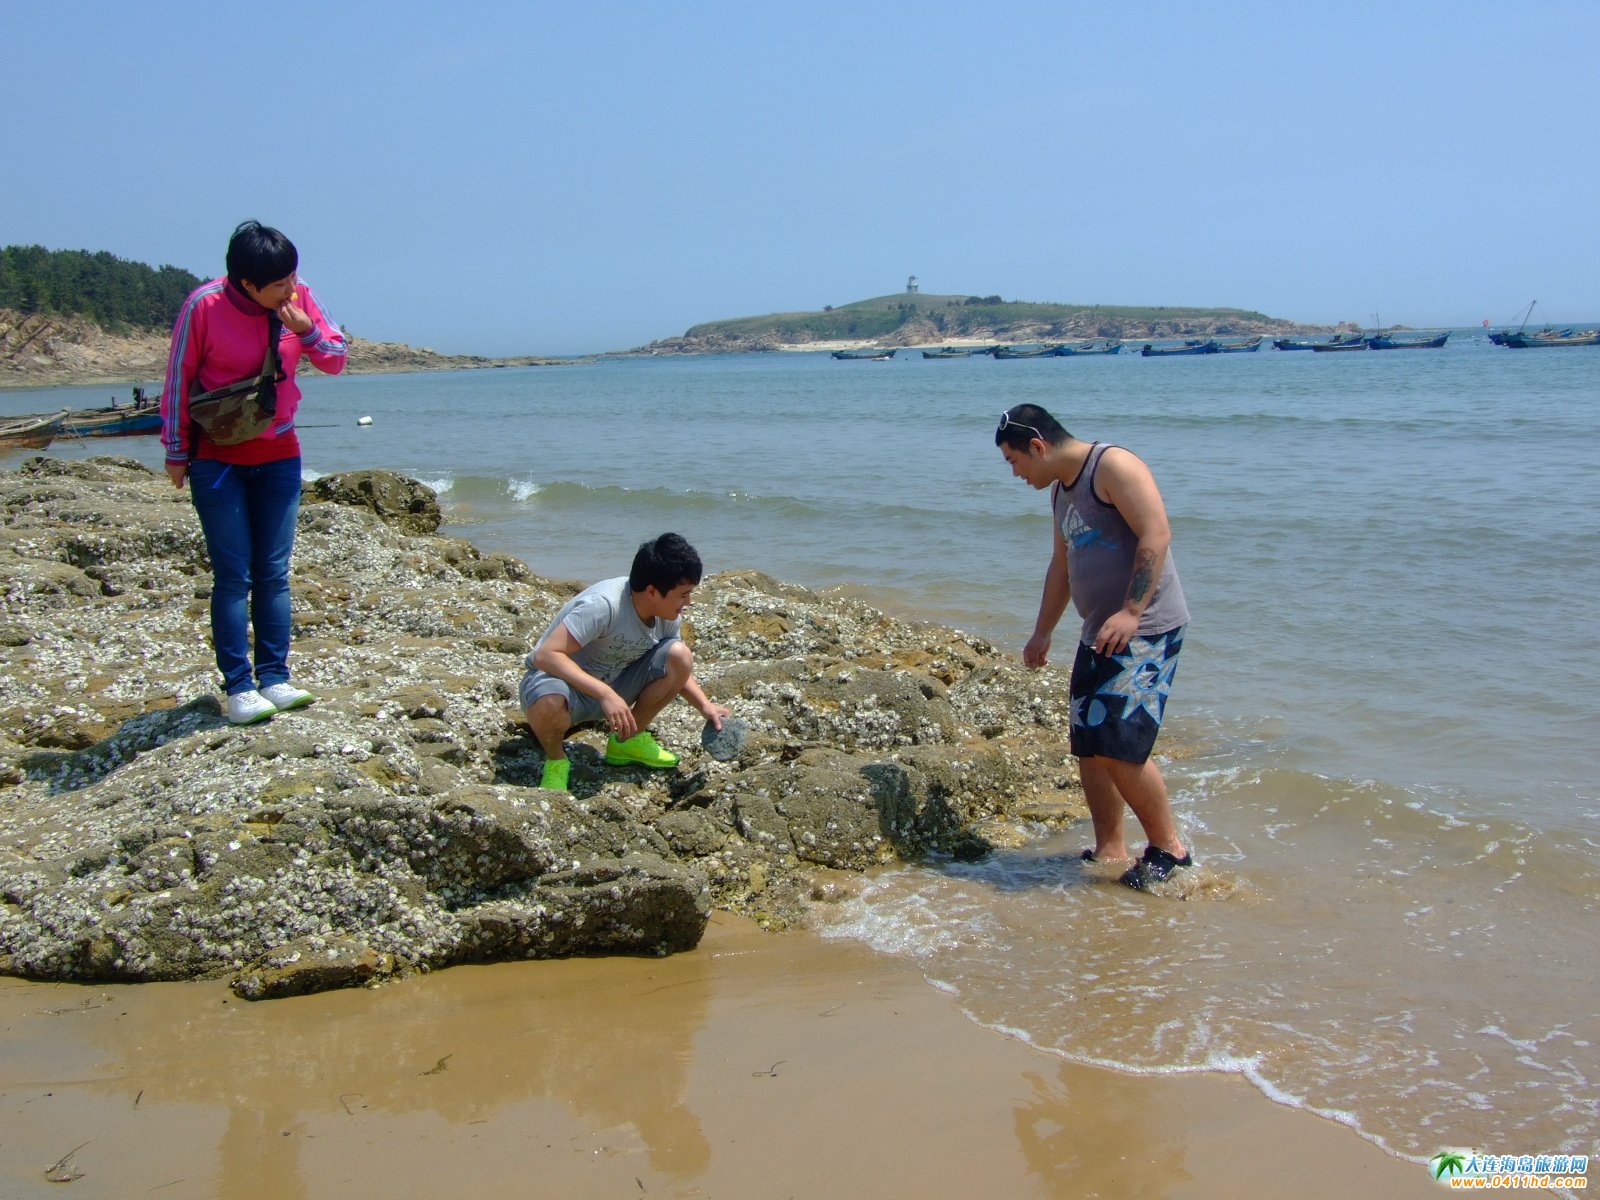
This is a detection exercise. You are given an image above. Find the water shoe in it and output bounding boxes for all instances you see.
[1120,845,1194,891]
[539,758,570,792]
[605,731,679,769]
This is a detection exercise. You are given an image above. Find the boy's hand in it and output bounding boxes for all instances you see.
[601,689,637,739]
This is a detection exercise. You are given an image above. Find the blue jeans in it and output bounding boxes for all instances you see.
[187,456,302,695]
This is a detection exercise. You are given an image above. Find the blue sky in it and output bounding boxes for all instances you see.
[3,1,1595,355]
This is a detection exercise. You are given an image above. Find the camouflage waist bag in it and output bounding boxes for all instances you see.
[188,313,286,446]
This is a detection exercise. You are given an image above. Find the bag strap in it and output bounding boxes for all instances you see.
[264,312,282,377]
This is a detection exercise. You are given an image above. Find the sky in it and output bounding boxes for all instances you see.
[3,1,1596,356]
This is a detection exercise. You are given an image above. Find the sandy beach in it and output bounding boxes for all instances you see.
[0,914,1438,1199]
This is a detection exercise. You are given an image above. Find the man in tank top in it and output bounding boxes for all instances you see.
[996,404,1194,890]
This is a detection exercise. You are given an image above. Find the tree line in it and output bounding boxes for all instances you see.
[0,245,204,330]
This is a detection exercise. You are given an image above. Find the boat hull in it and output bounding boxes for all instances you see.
[1500,331,1600,348]
[0,410,69,449]
[1366,333,1449,350]
[1140,341,1217,356]
[1046,341,1122,356]
[61,407,163,436]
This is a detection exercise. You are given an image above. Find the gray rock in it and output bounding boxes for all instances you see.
[700,716,748,760]
[0,458,1090,999]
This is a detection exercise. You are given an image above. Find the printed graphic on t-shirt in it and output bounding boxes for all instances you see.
[1060,503,1122,553]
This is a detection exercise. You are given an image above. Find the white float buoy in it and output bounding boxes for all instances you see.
[356,415,373,426]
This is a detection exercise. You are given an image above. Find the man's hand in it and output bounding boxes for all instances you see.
[1094,611,1140,656]
[700,702,732,730]
[600,687,637,740]
[165,461,188,489]
[1023,632,1052,668]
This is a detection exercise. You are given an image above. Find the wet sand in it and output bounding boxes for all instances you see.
[0,915,1437,1199]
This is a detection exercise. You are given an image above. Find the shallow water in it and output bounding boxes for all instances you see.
[6,335,1597,1163]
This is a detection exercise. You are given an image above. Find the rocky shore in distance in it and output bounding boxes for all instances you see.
[0,458,1087,1000]
[632,312,1323,356]
[0,309,577,388]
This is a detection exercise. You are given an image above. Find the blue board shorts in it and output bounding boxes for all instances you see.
[1068,626,1184,764]
[519,638,678,728]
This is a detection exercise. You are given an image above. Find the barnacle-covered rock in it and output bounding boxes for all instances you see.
[0,459,1086,999]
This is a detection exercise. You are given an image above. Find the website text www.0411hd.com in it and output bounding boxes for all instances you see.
[1448,1177,1588,1189]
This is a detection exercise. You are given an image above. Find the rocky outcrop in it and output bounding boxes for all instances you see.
[0,460,1086,999]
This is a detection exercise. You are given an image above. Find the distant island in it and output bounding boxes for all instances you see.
[0,246,1332,381]
[634,289,1325,355]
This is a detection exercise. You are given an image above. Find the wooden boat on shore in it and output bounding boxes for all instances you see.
[831,347,895,360]
[1140,340,1217,357]
[1213,336,1262,353]
[1497,328,1600,348]
[0,409,70,449]
[921,347,972,359]
[1366,332,1449,350]
[993,344,1053,359]
[61,404,163,437]
[1046,340,1122,356]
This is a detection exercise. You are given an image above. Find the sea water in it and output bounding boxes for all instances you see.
[5,337,1597,1165]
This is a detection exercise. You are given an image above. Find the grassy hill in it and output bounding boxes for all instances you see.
[654,293,1308,352]
[0,246,203,332]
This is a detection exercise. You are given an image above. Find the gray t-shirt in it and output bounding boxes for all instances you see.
[1051,443,1190,645]
[525,576,681,682]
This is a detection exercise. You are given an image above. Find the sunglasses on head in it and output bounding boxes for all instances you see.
[997,412,1045,442]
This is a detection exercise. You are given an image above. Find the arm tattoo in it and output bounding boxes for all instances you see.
[1128,550,1156,605]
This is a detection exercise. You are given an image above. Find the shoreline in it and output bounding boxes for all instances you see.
[0,459,1477,1195]
[0,913,1439,1199]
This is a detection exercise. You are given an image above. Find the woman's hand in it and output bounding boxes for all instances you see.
[165,461,189,489]
[277,296,313,335]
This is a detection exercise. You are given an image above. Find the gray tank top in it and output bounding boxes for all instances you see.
[1051,443,1190,645]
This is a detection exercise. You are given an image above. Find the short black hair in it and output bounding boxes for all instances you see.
[995,403,1070,450]
[225,220,299,290]
[629,532,702,594]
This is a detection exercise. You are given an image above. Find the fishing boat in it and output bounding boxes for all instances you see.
[831,347,895,360]
[993,344,1053,359]
[1274,333,1365,351]
[1139,340,1217,357]
[1213,336,1262,353]
[1046,340,1122,356]
[0,409,69,449]
[1498,328,1600,348]
[1366,332,1449,350]
[1309,339,1369,352]
[921,347,972,359]
[61,404,163,437]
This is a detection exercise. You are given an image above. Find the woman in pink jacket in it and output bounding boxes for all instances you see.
[161,220,347,724]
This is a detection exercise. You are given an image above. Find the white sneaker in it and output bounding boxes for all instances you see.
[259,682,315,712]
[227,690,278,725]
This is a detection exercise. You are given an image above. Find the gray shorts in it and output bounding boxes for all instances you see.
[519,638,678,728]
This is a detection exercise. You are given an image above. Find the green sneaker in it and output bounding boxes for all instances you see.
[605,731,679,769]
[539,758,570,791]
